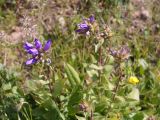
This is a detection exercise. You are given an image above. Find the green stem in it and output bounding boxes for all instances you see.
[46,65,53,97]
[90,109,93,120]
[82,38,86,75]
[98,45,103,84]
[106,62,122,118]
[98,46,102,66]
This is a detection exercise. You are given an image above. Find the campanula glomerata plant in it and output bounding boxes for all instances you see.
[0,1,160,120]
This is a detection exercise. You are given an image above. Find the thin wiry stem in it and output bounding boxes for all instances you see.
[90,110,93,120]
[98,46,103,66]
[98,45,103,84]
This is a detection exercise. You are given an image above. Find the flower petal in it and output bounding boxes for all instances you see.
[76,23,90,34]
[76,29,88,34]
[26,58,37,65]
[34,38,42,49]
[43,39,52,51]
[78,23,89,29]
[89,15,95,23]
[24,42,33,50]
[76,29,83,33]
[27,48,38,55]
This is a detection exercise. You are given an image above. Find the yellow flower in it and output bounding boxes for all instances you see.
[128,76,139,85]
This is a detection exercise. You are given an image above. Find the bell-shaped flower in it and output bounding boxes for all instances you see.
[24,38,52,65]
[76,15,95,35]
[43,39,52,51]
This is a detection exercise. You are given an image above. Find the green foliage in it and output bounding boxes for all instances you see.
[0,64,20,119]
[0,0,160,120]
[68,86,83,116]
[65,63,81,87]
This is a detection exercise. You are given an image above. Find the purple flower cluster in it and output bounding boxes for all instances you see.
[24,38,52,65]
[76,15,95,35]
[109,46,131,61]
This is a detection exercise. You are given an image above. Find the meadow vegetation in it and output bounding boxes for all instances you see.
[0,0,160,120]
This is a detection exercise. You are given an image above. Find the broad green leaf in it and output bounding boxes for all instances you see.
[64,63,76,87]
[2,83,11,91]
[66,63,81,84]
[53,79,64,97]
[138,59,148,70]
[65,63,81,86]
[104,65,113,74]
[128,87,140,101]
[132,112,144,120]
[42,99,65,120]
[95,97,110,114]
[68,86,83,115]
[75,115,86,120]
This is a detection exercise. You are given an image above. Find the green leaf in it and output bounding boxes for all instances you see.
[64,63,76,87]
[42,99,65,120]
[138,59,148,70]
[128,87,140,101]
[104,65,113,74]
[65,63,81,86]
[108,55,114,64]
[95,97,110,114]
[68,86,83,115]
[53,79,64,98]
[105,78,114,90]
[115,96,125,102]
[87,69,98,78]
[132,112,144,120]
[2,83,11,91]
[75,115,86,120]
[89,64,103,70]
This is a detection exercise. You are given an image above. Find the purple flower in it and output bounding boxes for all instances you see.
[88,15,95,23]
[24,42,34,50]
[24,38,52,65]
[26,58,37,65]
[34,38,42,49]
[27,48,39,55]
[76,15,95,35]
[76,23,90,34]
[43,39,52,51]
[109,46,131,61]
